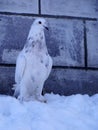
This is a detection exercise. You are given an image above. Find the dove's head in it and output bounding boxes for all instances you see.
[33,18,49,31]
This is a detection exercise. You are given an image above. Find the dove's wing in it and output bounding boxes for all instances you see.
[15,53,26,84]
[46,56,53,79]
[14,53,26,97]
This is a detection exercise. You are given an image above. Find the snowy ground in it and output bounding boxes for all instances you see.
[0,94,98,130]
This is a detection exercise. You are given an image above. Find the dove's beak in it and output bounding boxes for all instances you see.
[44,26,49,31]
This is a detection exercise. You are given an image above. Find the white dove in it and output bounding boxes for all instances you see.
[13,18,52,102]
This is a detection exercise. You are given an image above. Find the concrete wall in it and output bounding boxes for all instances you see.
[0,0,98,95]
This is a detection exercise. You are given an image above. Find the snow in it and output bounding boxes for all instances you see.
[0,94,98,130]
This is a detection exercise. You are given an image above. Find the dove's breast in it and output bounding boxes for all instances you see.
[24,51,52,83]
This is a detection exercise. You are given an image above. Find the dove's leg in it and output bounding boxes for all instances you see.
[19,81,31,102]
[19,85,27,101]
[35,84,46,102]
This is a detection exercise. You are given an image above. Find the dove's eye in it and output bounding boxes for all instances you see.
[39,21,42,24]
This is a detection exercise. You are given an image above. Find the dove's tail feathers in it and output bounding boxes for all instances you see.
[12,84,17,90]
[13,84,20,98]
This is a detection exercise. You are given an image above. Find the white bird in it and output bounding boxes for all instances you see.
[13,18,52,102]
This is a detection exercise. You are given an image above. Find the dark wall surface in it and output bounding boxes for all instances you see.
[0,0,98,95]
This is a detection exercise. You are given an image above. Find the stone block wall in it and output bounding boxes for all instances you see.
[0,0,98,95]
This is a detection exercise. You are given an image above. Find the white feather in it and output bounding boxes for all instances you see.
[14,52,26,97]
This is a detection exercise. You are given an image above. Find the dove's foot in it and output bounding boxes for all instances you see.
[36,95,47,103]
